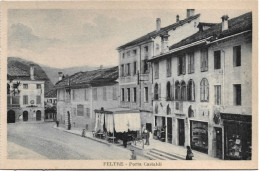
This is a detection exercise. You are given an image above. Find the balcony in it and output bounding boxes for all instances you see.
[8,104,20,108]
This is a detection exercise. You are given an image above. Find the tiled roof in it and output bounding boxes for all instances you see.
[117,14,200,50]
[55,66,118,89]
[197,22,217,28]
[169,12,252,50]
[45,89,57,98]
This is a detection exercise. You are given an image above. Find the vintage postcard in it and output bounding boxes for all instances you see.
[0,0,258,169]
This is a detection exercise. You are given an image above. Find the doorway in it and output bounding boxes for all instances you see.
[23,111,28,121]
[146,123,152,133]
[7,110,15,123]
[167,118,172,144]
[215,127,222,159]
[36,110,41,121]
[178,119,185,146]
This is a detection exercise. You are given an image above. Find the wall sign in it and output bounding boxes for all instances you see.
[30,100,34,104]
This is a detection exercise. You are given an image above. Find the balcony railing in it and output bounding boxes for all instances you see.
[7,104,20,108]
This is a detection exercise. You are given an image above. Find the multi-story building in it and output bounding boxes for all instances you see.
[44,89,57,121]
[117,9,201,133]
[7,64,45,122]
[149,12,252,160]
[55,66,119,131]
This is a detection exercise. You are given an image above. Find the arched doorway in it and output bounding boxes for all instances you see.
[7,110,15,123]
[23,111,28,121]
[36,110,41,121]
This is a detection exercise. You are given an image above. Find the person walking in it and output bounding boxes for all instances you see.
[144,129,150,145]
[186,146,194,160]
[130,150,136,160]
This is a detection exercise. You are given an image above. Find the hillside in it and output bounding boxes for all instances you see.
[8,57,54,95]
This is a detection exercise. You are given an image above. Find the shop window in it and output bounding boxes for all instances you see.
[190,121,208,154]
[166,58,172,77]
[175,81,181,100]
[188,52,195,74]
[133,87,137,102]
[166,81,171,101]
[187,79,195,101]
[234,84,241,106]
[77,104,84,116]
[214,50,221,69]
[233,45,241,67]
[180,81,186,101]
[121,88,125,102]
[178,55,186,75]
[214,85,221,105]
[144,87,148,102]
[200,48,208,72]
[154,61,159,79]
[127,88,131,102]
[154,83,159,100]
[200,78,209,102]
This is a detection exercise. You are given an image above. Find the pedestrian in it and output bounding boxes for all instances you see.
[82,129,86,137]
[56,120,59,127]
[144,129,150,145]
[130,149,136,160]
[186,146,194,160]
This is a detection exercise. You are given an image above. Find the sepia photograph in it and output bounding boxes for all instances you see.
[0,0,258,169]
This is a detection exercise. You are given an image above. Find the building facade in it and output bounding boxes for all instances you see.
[55,67,119,131]
[117,9,201,132]
[149,12,252,160]
[7,64,45,123]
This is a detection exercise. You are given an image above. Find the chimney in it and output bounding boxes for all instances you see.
[58,72,63,81]
[176,15,180,22]
[100,65,103,70]
[30,64,34,80]
[186,9,195,18]
[221,15,229,31]
[156,18,161,32]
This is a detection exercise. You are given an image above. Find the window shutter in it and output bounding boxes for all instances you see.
[200,52,203,71]
[191,53,194,73]
[158,83,161,99]
[178,57,180,75]
[200,82,203,101]
[205,50,208,71]
[182,56,186,75]
[171,80,174,100]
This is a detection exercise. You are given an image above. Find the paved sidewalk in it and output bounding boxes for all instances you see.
[53,124,218,160]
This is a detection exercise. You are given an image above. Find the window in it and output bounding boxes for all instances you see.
[36,84,41,89]
[180,81,186,100]
[166,82,172,101]
[234,84,241,105]
[175,81,181,100]
[187,80,195,101]
[85,89,89,101]
[12,96,20,104]
[178,55,186,75]
[154,61,159,79]
[144,87,148,102]
[103,87,107,101]
[133,49,137,56]
[133,87,137,102]
[122,53,125,59]
[188,52,195,74]
[23,95,28,105]
[121,64,124,77]
[214,50,221,69]
[127,51,130,57]
[133,61,137,75]
[126,63,131,76]
[144,46,148,53]
[214,85,221,105]
[142,60,148,74]
[154,104,158,114]
[127,88,131,102]
[86,108,90,118]
[93,88,97,100]
[77,104,84,116]
[23,84,28,89]
[121,88,125,101]
[154,83,159,100]
[36,95,41,104]
[166,58,172,77]
[7,96,11,104]
[200,78,209,102]
[113,86,117,100]
[72,89,75,100]
[233,45,241,67]
[201,49,208,72]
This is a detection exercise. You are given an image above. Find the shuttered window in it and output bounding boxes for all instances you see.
[200,78,209,102]
[214,85,221,105]
[188,52,194,74]
[36,95,41,104]
[23,95,28,105]
[166,58,172,77]
[201,49,208,72]
[214,50,221,69]
[77,104,84,116]
[154,61,159,79]
[233,45,241,67]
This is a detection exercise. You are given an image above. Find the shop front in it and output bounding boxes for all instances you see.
[153,116,166,142]
[190,120,208,154]
[221,113,252,160]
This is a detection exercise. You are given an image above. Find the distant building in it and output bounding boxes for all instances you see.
[55,66,119,131]
[44,89,57,121]
[117,9,201,133]
[149,12,252,160]
[7,64,45,123]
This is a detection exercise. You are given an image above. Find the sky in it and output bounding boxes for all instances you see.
[8,9,251,68]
